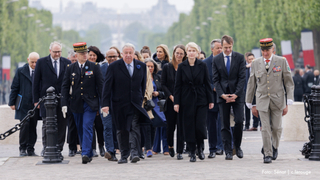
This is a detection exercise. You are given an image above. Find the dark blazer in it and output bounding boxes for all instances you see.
[102,59,150,131]
[174,59,213,142]
[61,61,103,113]
[303,70,314,94]
[212,51,246,103]
[32,55,71,117]
[9,64,36,120]
[153,73,165,99]
[203,54,219,112]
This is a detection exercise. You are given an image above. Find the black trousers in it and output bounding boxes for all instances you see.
[218,101,244,154]
[140,124,155,151]
[42,106,67,152]
[206,110,218,153]
[117,112,141,159]
[92,114,104,149]
[244,104,251,129]
[67,111,79,151]
[19,109,39,153]
[165,100,184,154]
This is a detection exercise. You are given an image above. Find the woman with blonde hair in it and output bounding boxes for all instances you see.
[174,42,214,162]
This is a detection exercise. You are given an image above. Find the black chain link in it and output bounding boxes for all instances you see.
[0,96,45,140]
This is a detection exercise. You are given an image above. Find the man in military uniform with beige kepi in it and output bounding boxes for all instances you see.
[61,42,103,164]
[245,38,294,163]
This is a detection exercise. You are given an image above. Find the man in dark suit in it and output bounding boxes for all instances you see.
[102,43,150,164]
[203,39,222,158]
[303,65,314,95]
[212,35,246,160]
[61,42,103,164]
[32,41,71,157]
[9,52,40,156]
[244,53,261,131]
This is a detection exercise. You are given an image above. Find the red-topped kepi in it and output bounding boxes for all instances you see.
[73,42,88,52]
[260,38,273,50]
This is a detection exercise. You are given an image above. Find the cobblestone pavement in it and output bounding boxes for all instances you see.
[0,123,319,180]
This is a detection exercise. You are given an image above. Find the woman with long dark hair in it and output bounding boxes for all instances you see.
[161,44,187,160]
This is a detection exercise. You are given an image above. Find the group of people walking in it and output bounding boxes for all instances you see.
[9,34,294,164]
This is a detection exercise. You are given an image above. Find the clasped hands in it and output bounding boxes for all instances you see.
[221,94,237,103]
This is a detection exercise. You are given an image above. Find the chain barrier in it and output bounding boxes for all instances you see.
[0,96,45,140]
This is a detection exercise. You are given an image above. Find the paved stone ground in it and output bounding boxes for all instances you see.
[1,125,318,180]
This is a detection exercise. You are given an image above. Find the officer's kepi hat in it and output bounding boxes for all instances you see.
[260,38,273,50]
[73,42,89,53]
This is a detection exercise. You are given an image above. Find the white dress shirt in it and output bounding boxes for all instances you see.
[223,52,232,66]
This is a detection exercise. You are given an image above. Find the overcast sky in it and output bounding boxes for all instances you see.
[37,0,194,13]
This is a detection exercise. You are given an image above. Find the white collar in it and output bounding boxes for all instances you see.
[223,52,232,57]
[263,54,274,61]
[50,55,59,63]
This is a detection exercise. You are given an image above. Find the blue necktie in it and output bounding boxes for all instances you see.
[127,64,132,76]
[54,60,58,76]
[226,56,230,75]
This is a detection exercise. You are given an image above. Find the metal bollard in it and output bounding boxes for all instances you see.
[42,86,62,163]
[309,85,320,160]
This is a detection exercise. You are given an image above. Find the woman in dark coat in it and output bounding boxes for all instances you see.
[88,46,105,157]
[153,44,170,75]
[174,42,214,162]
[145,58,168,155]
[161,44,187,160]
[292,69,304,101]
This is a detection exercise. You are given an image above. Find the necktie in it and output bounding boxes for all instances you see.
[80,64,83,74]
[54,60,58,77]
[31,70,34,78]
[226,56,230,75]
[127,64,132,77]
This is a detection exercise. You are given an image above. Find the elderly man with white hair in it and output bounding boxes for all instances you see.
[101,43,150,164]
[9,52,40,156]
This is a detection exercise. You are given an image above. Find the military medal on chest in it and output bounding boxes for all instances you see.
[72,73,75,86]
[265,60,270,69]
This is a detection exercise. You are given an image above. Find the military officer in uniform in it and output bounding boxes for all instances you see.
[61,42,104,164]
[245,38,294,163]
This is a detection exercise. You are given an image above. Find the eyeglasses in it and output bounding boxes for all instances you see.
[175,52,184,56]
[107,56,117,59]
[52,51,62,54]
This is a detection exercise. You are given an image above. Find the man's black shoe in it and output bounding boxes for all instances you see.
[27,151,38,156]
[131,156,140,163]
[99,145,105,157]
[118,158,128,164]
[140,154,145,159]
[225,153,233,160]
[208,152,216,158]
[264,156,272,163]
[59,152,64,160]
[69,150,76,157]
[82,155,92,164]
[216,149,223,155]
[236,148,243,158]
[20,149,27,157]
[198,150,205,160]
[189,154,196,162]
[272,146,278,160]
[177,153,183,160]
[169,148,175,157]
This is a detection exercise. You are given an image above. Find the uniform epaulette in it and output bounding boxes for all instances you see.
[95,62,98,65]
[67,64,69,67]
[282,57,286,59]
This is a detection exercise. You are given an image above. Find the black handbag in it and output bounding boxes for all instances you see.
[144,100,155,111]
[157,99,166,112]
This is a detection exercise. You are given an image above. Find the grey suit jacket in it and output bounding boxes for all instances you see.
[245,55,294,112]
